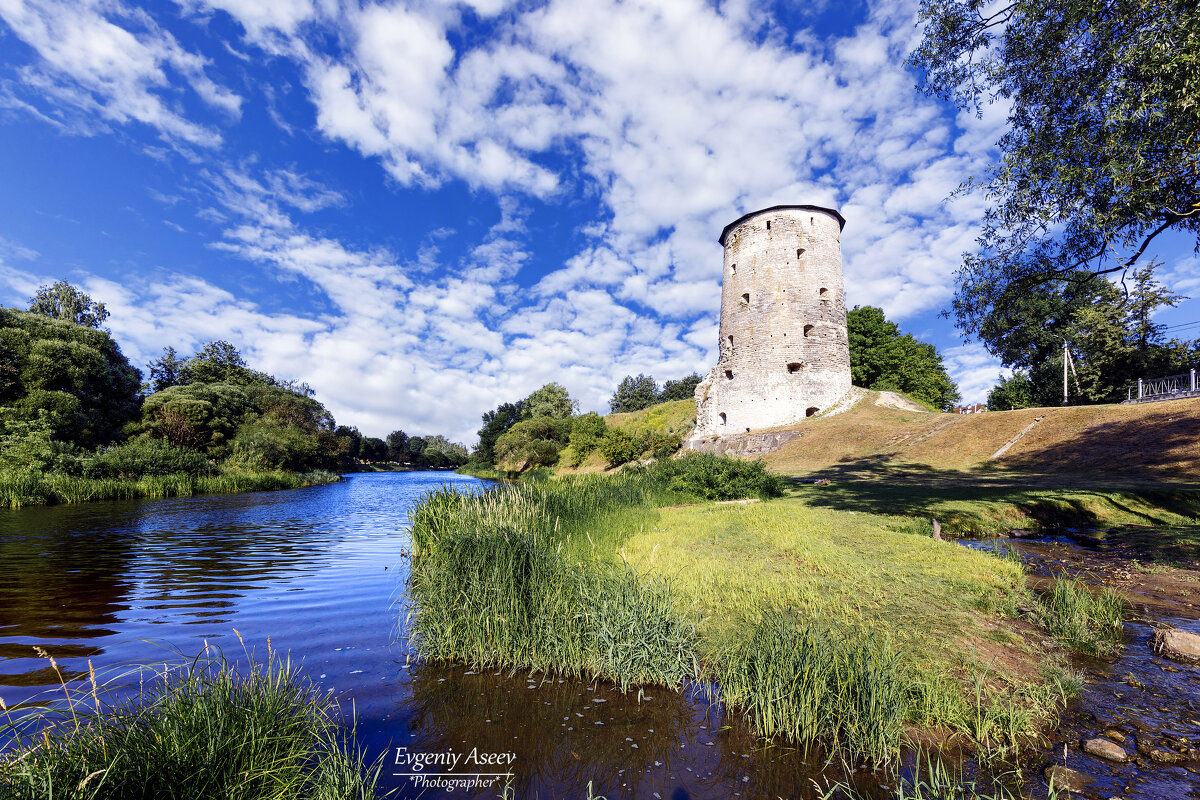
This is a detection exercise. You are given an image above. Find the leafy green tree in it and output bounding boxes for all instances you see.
[385,430,409,462]
[148,346,186,392]
[0,308,141,446]
[909,0,1200,335]
[847,306,962,410]
[986,372,1036,411]
[475,401,526,464]
[360,437,388,462]
[494,417,572,470]
[524,382,576,419]
[28,281,109,329]
[177,340,274,386]
[609,374,659,413]
[334,425,362,460]
[658,374,702,402]
[0,407,57,471]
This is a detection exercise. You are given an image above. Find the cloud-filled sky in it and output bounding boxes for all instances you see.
[1,0,1196,443]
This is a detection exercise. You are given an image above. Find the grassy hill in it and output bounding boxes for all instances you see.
[764,391,1200,482]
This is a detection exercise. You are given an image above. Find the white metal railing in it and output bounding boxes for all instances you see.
[1132,368,1198,400]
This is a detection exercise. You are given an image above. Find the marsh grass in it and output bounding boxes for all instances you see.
[0,469,339,509]
[820,754,1062,800]
[710,615,907,763]
[0,650,380,800]
[1036,577,1125,655]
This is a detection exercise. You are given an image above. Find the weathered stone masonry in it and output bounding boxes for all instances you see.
[691,204,852,440]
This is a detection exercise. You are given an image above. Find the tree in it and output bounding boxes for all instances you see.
[609,374,659,413]
[385,430,410,462]
[847,306,961,410]
[148,346,186,392]
[986,372,1036,411]
[494,416,572,470]
[360,437,388,462]
[979,264,1195,405]
[523,382,576,419]
[566,412,608,467]
[0,307,141,446]
[177,340,274,386]
[658,374,702,402]
[475,401,526,464]
[28,281,109,329]
[909,0,1200,336]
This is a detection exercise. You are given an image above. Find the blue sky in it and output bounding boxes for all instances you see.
[1,0,1197,443]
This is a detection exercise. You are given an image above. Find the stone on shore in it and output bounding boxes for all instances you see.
[1083,737,1128,762]
[1150,626,1200,664]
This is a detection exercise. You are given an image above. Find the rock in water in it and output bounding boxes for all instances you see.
[1043,765,1093,793]
[1082,737,1128,762]
[1151,626,1200,664]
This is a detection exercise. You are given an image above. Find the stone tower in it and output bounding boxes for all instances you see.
[691,204,851,439]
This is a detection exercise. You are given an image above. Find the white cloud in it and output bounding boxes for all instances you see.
[0,0,240,146]
[942,341,1007,404]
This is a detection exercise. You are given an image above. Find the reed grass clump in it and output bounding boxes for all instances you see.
[709,615,907,764]
[0,653,380,800]
[0,468,338,508]
[1037,577,1125,655]
[407,477,698,689]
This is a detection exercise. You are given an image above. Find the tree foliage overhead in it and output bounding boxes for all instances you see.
[847,306,962,410]
[909,0,1200,334]
[27,281,110,329]
[473,383,580,463]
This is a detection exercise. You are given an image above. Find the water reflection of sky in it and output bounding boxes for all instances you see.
[0,472,871,799]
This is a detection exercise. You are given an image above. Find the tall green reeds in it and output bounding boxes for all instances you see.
[709,615,907,764]
[0,468,339,509]
[407,477,698,689]
[1037,577,1125,655]
[0,652,380,800]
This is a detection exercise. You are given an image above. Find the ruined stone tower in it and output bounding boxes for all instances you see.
[691,204,852,439]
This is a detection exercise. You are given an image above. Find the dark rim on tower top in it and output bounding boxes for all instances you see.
[718,204,846,245]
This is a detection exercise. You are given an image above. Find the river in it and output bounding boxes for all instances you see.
[3,474,1197,799]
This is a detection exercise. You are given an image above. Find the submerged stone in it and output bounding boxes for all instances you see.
[1083,737,1129,762]
[1044,765,1094,792]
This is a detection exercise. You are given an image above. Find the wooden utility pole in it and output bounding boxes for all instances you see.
[1063,340,1068,406]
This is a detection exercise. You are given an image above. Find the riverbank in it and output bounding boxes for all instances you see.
[0,468,340,509]
[407,459,1096,763]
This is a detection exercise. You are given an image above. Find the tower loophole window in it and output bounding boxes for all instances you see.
[805,407,819,417]
[819,287,829,300]
[731,263,736,275]
[725,369,734,380]
[718,412,727,426]
[803,324,815,337]
[797,248,805,259]
[787,362,802,374]
[727,335,734,348]
[766,220,771,230]
[741,292,750,305]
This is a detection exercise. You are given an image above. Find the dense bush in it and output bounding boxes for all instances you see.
[598,428,641,467]
[493,416,571,470]
[84,438,216,479]
[651,453,786,500]
[0,309,141,447]
[566,412,607,466]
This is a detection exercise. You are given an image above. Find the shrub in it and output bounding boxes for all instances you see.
[493,416,572,471]
[566,412,608,466]
[83,437,216,479]
[598,428,641,467]
[653,452,786,500]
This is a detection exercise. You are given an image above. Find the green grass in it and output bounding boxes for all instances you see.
[820,755,1063,800]
[407,461,1071,761]
[0,468,340,509]
[1035,577,1125,655]
[0,651,380,800]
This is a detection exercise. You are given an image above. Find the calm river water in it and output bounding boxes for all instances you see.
[0,472,868,800]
